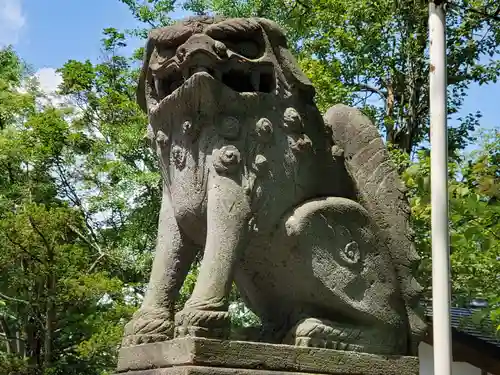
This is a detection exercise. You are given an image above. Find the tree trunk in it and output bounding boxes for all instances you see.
[44,273,56,369]
[0,316,16,354]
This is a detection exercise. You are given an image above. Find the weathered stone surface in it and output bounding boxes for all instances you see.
[116,366,418,375]
[119,14,428,362]
[115,338,418,375]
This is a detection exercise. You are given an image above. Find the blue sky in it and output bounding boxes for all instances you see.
[1,0,498,135]
[2,0,190,69]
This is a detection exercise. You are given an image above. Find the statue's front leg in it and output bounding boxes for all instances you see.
[122,188,199,346]
[175,148,251,339]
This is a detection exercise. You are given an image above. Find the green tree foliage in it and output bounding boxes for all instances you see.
[57,28,162,274]
[120,0,178,37]
[0,46,139,374]
[400,129,500,329]
[182,0,499,156]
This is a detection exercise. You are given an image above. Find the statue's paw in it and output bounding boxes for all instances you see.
[283,318,399,355]
[283,318,364,351]
[121,308,174,347]
[174,308,230,339]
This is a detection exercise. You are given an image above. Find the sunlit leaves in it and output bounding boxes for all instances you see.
[58,60,95,95]
[0,47,141,374]
[181,0,500,155]
[400,130,500,330]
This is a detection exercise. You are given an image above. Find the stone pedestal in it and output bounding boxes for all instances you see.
[115,338,419,375]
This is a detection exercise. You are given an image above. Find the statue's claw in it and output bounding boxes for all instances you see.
[283,318,401,355]
[174,308,230,339]
[121,308,174,347]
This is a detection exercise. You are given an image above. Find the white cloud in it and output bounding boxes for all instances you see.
[32,67,87,124]
[35,67,63,94]
[0,0,26,47]
[32,67,66,108]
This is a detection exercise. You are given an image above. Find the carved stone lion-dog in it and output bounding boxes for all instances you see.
[121,16,427,356]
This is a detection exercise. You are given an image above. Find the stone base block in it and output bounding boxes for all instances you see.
[115,337,418,375]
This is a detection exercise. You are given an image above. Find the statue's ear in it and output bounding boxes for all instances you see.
[137,36,155,113]
[255,18,315,103]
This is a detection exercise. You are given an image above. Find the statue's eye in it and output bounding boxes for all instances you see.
[157,47,176,61]
[224,39,262,59]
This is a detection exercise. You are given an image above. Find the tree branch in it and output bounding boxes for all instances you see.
[5,233,44,264]
[0,332,26,343]
[66,224,108,272]
[0,291,29,305]
[54,159,101,246]
[0,316,16,354]
[448,1,500,22]
[66,224,103,255]
[28,216,52,255]
[350,83,388,99]
[88,253,107,273]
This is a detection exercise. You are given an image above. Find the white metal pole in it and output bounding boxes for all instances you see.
[429,1,452,375]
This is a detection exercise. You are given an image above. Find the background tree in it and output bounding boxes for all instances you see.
[400,128,499,329]
[180,0,499,156]
[0,45,140,374]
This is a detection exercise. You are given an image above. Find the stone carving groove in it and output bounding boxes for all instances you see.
[120,15,427,357]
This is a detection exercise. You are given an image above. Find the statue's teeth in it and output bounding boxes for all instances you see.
[154,79,162,95]
[169,80,183,93]
[192,67,209,74]
[338,342,348,350]
[251,71,260,91]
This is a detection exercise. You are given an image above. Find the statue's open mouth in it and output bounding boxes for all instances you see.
[155,53,276,101]
[148,51,279,123]
[160,67,275,98]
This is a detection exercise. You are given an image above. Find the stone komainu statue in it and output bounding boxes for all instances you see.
[122,16,427,356]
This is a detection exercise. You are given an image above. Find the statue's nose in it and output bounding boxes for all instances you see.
[176,34,227,62]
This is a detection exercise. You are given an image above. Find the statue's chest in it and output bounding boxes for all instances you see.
[156,106,326,236]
